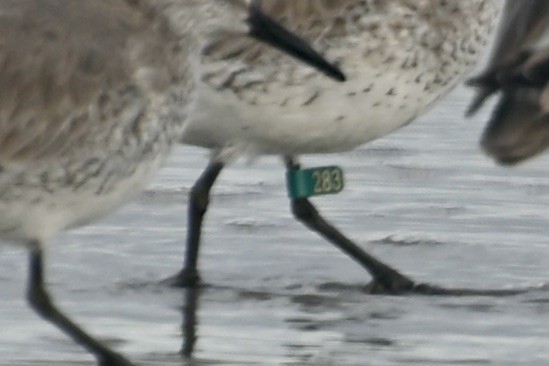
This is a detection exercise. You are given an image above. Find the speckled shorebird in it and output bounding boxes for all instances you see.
[0,0,345,364]
[468,0,549,165]
[170,0,505,294]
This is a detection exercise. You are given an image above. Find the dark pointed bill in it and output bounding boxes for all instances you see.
[247,2,346,82]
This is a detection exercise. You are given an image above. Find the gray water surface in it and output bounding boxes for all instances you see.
[0,86,548,365]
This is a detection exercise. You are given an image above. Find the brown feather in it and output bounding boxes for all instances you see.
[0,0,178,162]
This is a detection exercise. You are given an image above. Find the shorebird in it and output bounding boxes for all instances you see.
[468,0,549,165]
[0,1,344,364]
[170,0,505,294]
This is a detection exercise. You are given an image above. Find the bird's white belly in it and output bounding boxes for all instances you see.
[182,66,459,159]
[0,155,164,246]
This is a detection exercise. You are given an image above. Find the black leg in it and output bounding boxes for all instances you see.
[167,161,224,288]
[26,247,135,366]
[290,197,438,294]
[284,158,532,296]
[180,287,200,358]
[284,158,450,295]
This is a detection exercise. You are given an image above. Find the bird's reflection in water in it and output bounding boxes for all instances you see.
[181,287,200,358]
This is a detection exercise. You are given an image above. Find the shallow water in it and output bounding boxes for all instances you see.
[0,86,548,366]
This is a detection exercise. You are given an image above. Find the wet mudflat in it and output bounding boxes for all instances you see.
[0,86,548,366]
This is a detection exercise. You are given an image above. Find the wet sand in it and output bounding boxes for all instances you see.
[0,86,548,365]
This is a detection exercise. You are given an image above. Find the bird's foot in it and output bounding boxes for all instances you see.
[364,273,448,295]
[364,276,530,297]
[97,350,135,366]
[161,269,200,288]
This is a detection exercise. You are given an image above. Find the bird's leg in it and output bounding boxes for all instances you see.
[168,160,224,288]
[27,246,135,366]
[284,158,445,295]
[180,287,200,358]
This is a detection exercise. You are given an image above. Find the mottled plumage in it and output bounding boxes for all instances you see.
[0,0,344,364]
[0,0,194,363]
[0,0,186,162]
[468,0,549,165]
[172,0,505,294]
[0,0,193,236]
[184,0,502,158]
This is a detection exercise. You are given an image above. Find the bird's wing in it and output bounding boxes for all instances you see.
[0,0,174,163]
